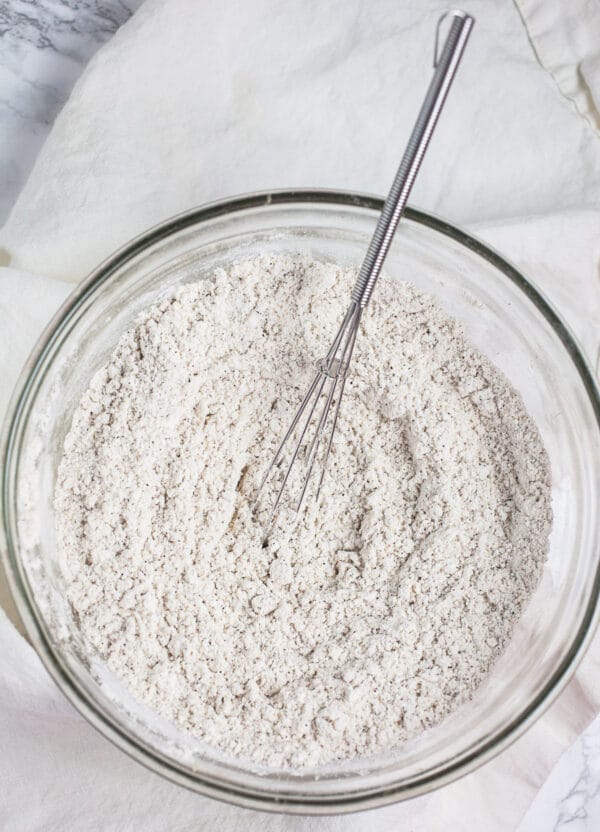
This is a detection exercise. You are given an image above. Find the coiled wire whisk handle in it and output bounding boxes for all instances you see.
[351,10,474,308]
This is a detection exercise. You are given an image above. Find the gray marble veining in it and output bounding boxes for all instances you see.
[519,713,600,830]
[0,0,143,223]
[1,2,599,830]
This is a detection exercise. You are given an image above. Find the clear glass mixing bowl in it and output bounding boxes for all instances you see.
[2,191,600,814]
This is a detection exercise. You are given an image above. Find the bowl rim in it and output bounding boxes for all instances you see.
[2,188,600,814]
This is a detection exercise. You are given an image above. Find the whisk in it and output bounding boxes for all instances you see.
[255,10,474,542]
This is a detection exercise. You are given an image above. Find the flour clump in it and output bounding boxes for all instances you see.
[55,254,552,769]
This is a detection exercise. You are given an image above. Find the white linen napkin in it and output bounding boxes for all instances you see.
[2,0,600,282]
[1,0,599,828]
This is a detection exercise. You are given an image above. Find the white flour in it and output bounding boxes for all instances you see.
[55,255,552,769]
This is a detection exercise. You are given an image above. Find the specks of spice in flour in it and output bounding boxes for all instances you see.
[55,255,552,768]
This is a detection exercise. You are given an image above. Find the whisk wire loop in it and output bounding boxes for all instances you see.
[254,10,474,541]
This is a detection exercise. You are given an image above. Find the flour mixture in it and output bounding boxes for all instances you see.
[55,255,552,768]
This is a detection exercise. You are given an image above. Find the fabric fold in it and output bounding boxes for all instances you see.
[1,0,600,829]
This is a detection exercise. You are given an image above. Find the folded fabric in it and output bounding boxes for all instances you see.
[2,0,600,282]
[515,0,600,133]
[1,0,599,829]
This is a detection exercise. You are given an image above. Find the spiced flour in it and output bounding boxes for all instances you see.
[55,255,552,768]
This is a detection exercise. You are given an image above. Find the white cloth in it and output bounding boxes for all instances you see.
[1,1,599,829]
[3,0,600,282]
[515,0,600,133]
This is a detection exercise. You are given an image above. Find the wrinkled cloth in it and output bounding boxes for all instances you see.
[2,0,600,282]
[1,0,599,829]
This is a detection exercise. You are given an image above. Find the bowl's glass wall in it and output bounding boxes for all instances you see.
[3,197,600,811]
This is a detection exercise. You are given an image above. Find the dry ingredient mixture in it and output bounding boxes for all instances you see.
[55,255,552,769]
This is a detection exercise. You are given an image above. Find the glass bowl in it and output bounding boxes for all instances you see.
[1,191,600,814]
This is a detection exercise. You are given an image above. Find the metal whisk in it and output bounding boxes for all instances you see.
[256,10,474,542]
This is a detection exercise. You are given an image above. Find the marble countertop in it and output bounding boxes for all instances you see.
[0,0,142,223]
[1,2,599,829]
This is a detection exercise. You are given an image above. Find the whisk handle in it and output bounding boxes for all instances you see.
[351,9,474,308]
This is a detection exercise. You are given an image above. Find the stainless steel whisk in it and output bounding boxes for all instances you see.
[256,10,474,542]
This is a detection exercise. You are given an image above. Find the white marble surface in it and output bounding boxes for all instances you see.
[520,715,600,831]
[1,2,599,829]
[0,0,143,223]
